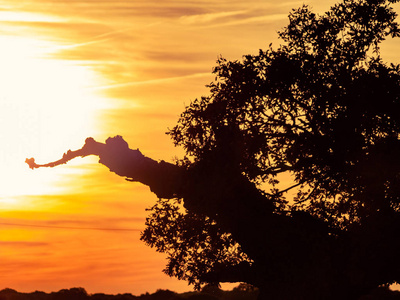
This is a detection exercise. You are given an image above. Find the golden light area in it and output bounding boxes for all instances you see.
[0,10,62,23]
[0,34,108,206]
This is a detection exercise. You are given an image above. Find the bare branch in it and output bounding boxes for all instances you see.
[275,182,303,195]
[25,137,101,169]
[26,136,184,199]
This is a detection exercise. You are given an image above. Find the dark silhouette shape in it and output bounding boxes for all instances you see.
[0,287,260,300]
[26,0,400,298]
[5,286,400,300]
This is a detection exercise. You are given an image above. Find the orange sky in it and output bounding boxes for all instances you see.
[0,0,400,296]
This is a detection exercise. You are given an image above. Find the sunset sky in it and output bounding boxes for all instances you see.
[1,0,400,296]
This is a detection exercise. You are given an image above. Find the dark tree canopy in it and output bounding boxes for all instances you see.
[27,0,400,299]
[169,0,400,226]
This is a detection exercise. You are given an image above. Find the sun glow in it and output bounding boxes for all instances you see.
[0,11,63,23]
[0,34,107,206]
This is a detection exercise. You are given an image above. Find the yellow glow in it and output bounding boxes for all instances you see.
[0,11,63,23]
[0,34,108,207]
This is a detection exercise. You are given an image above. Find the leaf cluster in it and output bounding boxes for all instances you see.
[140,199,252,290]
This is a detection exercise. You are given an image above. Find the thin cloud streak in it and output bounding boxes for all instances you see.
[0,221,141,231]
[0,241,48,247]
[197,13,288,28]
[179,10,248,24]
[94,72,211,90]
[51,26,147,51]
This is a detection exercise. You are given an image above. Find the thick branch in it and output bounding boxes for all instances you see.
[26,136,184,199]
[25,138,101,169]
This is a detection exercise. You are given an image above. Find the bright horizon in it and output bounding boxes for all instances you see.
[1,0,400,295]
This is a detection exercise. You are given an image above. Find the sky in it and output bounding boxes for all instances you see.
[0,0,400,296]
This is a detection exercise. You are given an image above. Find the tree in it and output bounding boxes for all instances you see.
[26,0,400,299]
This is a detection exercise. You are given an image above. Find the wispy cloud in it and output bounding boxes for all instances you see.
[202,13,288,28]
[179,10,248,25]
[179,8,288,28]
[0,217,142,232]
[0,240,48,247]
[96,72,210,90]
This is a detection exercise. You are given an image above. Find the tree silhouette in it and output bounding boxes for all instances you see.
[26,0,400,299]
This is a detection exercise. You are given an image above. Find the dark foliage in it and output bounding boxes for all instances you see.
[168,0,400,226]
[141,199,250,289]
